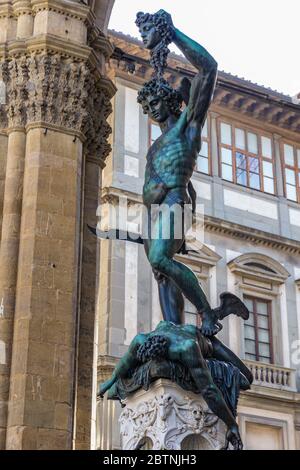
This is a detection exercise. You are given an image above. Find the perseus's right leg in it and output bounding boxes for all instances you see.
[99,333,147,397]
[145,238,185,325]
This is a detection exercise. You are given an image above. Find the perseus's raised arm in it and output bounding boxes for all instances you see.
[174,28,217,76]
[173,28,218,138]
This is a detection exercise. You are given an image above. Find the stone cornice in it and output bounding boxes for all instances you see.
[26,120,86,141]
[31,0,92,22]
[109,33,300,136]
[1,34,113,68]
[99,187,300,256]
[0,3,14,18]
[12,0,32,16]
[1,0,95,23]
[205,215,300,255]
[3,34,92,60]
[89,33,114,59]
[240,387,300,406]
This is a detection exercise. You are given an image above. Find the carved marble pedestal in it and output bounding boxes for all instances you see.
[119,379,227,450]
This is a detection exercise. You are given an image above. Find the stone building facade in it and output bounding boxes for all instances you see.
[96,31,300,451]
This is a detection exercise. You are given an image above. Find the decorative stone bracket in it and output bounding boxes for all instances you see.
[119,379,226,450]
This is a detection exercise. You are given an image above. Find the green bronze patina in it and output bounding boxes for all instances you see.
[99,320,252,450]
[98,10,253,451]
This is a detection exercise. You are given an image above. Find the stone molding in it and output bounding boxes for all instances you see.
[228,252,291,285]
[0,0,92,21]
[31,0,93,22]
[11,0,32,17]
[119,379,225,451]
[97,187,300,256]
[205,215,300,256]
[0,3,14,19]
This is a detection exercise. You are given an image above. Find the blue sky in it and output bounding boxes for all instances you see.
[109,0,299,97]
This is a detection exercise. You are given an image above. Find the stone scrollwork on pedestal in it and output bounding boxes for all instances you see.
[119,380,225,451]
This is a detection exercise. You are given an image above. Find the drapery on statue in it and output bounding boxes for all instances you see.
[97,10,253,451]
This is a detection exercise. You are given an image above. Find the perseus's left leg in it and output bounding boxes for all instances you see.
[157,274,185,324]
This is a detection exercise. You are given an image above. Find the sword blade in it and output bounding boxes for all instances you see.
[88,225,144,245]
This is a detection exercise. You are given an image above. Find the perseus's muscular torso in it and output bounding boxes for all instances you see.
[143,130,197,207]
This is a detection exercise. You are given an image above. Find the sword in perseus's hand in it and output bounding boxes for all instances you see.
[88,225,199,256]
[87,225,144,245]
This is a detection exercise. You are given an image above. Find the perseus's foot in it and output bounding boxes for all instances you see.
[200,311,223,337]
[98,378,115,398]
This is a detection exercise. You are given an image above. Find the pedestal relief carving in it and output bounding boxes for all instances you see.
[119,380,226,451]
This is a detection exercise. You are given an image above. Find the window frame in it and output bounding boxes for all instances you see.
[195,115,211,176]
[217,118,277,195]
[281,140,300,203]
[148,120,161,148]
[243,295,274,364]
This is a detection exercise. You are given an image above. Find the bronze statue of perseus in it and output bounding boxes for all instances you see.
[97,10,253,451]
[135,10,249,336]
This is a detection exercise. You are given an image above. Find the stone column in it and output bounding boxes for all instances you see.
[0,67,8,240]
[6,127,83,449]
[0,129,26,448]
[0,0,116,450]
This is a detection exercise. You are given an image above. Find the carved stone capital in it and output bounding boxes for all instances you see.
[0,52,116,162]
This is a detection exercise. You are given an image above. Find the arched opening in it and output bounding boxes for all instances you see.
[93,0,115,33]
[181,434,213,450]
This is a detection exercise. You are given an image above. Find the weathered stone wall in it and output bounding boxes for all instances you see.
[0,0,116,450]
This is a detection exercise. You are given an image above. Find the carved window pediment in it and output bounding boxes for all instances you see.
[228,253,290,285]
